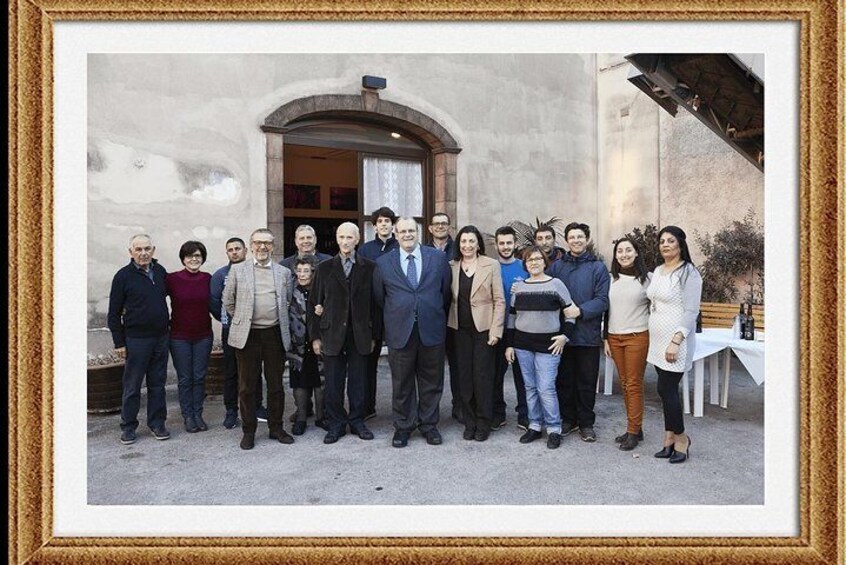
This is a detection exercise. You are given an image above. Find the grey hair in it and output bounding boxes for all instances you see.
[294,224,317,238]
[249,228,275,243]
[128,233,153,247]
[336,221,360,239]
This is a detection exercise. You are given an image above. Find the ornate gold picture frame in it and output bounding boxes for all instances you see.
[9,1,844,563]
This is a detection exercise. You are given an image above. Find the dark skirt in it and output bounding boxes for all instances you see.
[289,349,322,389]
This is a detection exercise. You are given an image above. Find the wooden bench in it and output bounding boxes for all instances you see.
[700,302,765,331]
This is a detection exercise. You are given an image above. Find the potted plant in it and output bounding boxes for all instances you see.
[204,341,226,397]
[87,351,124,414]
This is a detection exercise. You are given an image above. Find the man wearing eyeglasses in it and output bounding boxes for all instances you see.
[223,228,295,450]
[424,212,461,423]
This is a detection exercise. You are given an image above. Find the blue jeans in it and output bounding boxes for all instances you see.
[515,349,561,434]
[170,336,213,419]
[121,334,169,432]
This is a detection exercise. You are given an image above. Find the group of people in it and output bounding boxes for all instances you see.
[108,208,701,463]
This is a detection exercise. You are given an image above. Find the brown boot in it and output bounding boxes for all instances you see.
[240,433,255,450]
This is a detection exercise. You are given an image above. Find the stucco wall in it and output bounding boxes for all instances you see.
[87,53,598,334]
[595,54,763,265]
[87,52,762,350]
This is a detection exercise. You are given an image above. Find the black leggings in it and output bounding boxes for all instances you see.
[655,366,685,434]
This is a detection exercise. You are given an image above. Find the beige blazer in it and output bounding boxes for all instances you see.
[447,255,506,338]
[223,260,292,351]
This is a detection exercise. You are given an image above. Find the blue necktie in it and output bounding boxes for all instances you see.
[343,257,352,278]
[406,254,418,288]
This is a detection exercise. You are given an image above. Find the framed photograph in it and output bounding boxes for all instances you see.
[329,186,359,211]
[9,1,843,563]
[284,183,322,210]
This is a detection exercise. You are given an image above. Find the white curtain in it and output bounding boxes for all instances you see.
[362,156,423,219]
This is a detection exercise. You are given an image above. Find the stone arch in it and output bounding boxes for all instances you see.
[261,92,461,253]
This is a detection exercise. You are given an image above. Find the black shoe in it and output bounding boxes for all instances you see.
[195,415,208,431]
[323,430,342,444]
[547,432,562,449]
[519,429,543,444]
[392,430,411,448]
[463,427,476,441]
[616,429,644,443]
[314,418,330,431]
[120,429,137,445]
[669,437,691,464]
[560,422,579,436]
[291,421,307,436]
[423,428,443,445]
[256,406,268,422]
[184,416,199,433]
[490,419,506,431]
[517,418,529,432]
[654,445,675,458]
[364,410,377,422]
[223,410,239,429]
[240,433,255,450]
[151,425,171,440]
[579,426,597,442]
[619,434,639,451]
[351,426,374,440]
[270,429,295,444]
[474,429,490,442]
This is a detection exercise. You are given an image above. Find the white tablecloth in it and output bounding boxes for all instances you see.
[601,327,764,417]
[693,328,765,385]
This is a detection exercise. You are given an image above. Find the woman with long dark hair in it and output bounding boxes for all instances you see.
[604,237,651,451]
[646,226,702,463]
[167,240,213,433]
[447,225,506,442]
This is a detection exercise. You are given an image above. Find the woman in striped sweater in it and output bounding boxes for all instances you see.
[504,246,576,450]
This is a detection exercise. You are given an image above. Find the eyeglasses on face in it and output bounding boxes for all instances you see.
[430,221,449,227]
[251,240,274,248]
[526,256,545,263]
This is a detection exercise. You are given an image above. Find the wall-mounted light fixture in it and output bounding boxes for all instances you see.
[362,75,387,89]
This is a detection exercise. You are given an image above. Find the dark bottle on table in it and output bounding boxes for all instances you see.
[734,303,746,339]
[696,311,702,333]
[743,303,756,340]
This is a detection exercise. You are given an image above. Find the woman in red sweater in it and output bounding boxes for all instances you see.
[167,241,213,433]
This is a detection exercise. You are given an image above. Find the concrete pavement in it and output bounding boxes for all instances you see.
[87,355,763,506]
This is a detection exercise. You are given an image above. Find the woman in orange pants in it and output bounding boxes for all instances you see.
[603,237,651,451]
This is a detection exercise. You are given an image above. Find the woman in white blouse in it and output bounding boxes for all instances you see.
[603,237,651,452]
[646,226,702,464]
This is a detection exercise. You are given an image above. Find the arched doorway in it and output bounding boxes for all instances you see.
[261,92,461,258]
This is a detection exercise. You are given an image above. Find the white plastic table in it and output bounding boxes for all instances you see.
[600,328,764,417]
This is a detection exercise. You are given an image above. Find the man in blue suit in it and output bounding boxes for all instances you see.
[373,217,452,448]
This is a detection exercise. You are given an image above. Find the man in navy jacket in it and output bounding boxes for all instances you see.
[107,234,171,445]
[209,236,247,429]
[547,222,610,443]
[356,206,399,420]
[373,217,452,448]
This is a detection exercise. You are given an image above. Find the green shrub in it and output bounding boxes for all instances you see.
[695,210,764,304]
